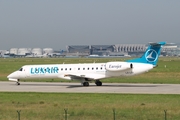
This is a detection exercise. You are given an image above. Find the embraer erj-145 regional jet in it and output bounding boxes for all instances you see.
[7,42,166,86]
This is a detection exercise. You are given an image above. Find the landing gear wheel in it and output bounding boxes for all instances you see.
[16,82,20,85]
[83,82,89,86]
[95,81,102,86]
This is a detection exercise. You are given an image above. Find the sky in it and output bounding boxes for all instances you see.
[0,0,180,50]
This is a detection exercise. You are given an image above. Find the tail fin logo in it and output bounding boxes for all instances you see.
[145,49,158,62]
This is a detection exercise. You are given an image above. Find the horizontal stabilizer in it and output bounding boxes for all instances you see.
[149,42,166,46]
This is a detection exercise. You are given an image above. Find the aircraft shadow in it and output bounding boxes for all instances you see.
[67,84,158,88]
[11,82,158,88]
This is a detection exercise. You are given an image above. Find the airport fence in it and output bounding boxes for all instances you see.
[9,109,173,120]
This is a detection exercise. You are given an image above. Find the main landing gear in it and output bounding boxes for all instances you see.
[95,80,102,86]
[83,82,89,86]
[82,80,102,87]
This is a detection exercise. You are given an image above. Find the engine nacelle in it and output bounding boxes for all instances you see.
[105,62,132,71]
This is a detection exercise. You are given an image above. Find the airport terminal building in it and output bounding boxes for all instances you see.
[1,43,180,58]
[66,43,180,57]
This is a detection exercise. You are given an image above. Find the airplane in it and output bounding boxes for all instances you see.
[7,42,166,86]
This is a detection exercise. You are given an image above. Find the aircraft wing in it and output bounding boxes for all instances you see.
[63,73,106,80]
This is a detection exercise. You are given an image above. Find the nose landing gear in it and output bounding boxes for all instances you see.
[16,82,20,85]
[16,79,20,85]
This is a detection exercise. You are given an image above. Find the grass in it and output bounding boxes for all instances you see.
[0,92,180,120]
[1,57,180,119]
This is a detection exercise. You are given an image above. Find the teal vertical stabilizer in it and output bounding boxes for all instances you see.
[126,42,166,66]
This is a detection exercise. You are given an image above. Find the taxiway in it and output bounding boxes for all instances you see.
[0,82,180,94]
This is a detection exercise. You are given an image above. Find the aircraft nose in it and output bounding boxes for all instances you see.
[7,71,19,79]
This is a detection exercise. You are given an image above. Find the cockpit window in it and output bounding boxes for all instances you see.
[19,68,23,71]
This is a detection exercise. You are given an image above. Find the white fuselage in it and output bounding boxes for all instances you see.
[7,62,153,82]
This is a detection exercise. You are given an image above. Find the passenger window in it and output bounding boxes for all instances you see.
[87,68,89,70]
[78,68,80,70]
[96,67,98,70]
[61,68,63,71]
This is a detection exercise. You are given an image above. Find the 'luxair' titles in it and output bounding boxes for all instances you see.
[31,67,59,74]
